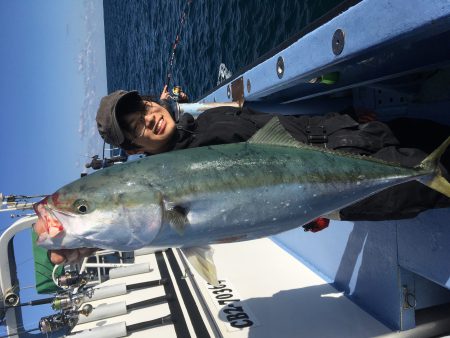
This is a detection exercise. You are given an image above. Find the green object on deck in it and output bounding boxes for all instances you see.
[31,231,63,294]
[308,71,340,85]
[320,71,340,84]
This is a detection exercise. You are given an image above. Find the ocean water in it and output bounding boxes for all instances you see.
[103,0,343,101]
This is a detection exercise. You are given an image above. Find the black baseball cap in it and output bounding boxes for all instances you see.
[96,90,141,146]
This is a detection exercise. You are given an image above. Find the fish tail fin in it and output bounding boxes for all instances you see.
[416,136,450,198]
[426,175,450,198]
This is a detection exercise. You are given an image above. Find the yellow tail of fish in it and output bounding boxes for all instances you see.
[417,136,450,198]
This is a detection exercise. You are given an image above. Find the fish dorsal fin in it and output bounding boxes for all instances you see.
[248,117,396,162]
[181,246,219,286]
[248,117,303,148]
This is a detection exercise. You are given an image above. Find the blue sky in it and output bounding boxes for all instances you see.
[0,0,107,333]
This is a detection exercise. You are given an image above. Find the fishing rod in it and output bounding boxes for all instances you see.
[39,314,173,336]
[4,273,92,311]
[0,193,48,213]
[85,154,128,171]
[52,277,168,311]
[165,0,193,88]
[56,269,167,291]
[5,278,171,335]
[5,296,55,308]
[3,305,91,337]
[38,304,93,334]
[39,294,172,334]
[5,272,168,311]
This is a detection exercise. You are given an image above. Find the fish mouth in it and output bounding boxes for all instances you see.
[33,196,65,238]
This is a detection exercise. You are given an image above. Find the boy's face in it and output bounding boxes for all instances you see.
[128,100,176,154]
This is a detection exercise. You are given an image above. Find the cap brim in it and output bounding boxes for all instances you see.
[110,91,141,146]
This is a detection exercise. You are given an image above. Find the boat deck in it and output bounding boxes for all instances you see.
[70,238,450,337]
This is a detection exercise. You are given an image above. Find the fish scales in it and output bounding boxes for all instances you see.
[134,142,420,247]
[146,143,415,197]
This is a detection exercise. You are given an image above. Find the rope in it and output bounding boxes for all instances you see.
[165,0,193,87]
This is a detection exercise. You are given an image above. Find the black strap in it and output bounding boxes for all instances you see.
[306,117,328,146]
[127,314,173,333]
[127,295,170,311]
[167,249,211,338]
[126,278,168,291]
[155,251,191,337]
[306,124,328,145]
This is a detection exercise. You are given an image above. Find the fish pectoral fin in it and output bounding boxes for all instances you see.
[165,205,189,236]
[181,246,219,286]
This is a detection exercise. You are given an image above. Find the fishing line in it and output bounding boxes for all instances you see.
[3,195,47,200]
[17,285,37,291]
[77,153,95,159]
[102,140,106,162]
[16,257,34,267]
[5,296,54,308]
[165,0,193,87]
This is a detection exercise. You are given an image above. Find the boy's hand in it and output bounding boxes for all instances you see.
[160,85,172,100]
[34,217,97,265]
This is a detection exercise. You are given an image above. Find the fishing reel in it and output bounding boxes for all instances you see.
[52,286,94,311]
[57,270,93,288]
[171,85,183,102]
[52,271,96,311]
[3,291,20,307]
[39,304,93,333]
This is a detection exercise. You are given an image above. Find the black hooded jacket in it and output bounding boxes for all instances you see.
[170,106,450,221]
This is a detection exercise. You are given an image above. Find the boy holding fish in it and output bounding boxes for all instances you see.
[35,90,450,265]
[95,89,450,221]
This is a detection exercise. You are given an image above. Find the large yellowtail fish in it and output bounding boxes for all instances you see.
[34,118,450,285]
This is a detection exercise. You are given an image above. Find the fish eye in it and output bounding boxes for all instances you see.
[74,199,89,214]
